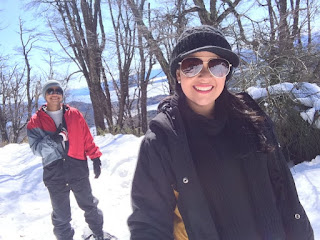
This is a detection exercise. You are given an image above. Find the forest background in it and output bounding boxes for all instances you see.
[1,0,320,165]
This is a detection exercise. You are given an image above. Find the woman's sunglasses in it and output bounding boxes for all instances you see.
[179,57,232,78]
[46,87,63,95]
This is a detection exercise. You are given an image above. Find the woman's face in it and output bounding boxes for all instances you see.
[176,51,227,118]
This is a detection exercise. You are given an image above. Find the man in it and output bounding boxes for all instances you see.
[27,80,115,240]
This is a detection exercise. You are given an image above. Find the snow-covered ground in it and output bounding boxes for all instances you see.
[0,134,143,240]
[1,80,320,239]
[0,134,319,240]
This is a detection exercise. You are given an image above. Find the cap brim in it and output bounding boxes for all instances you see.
[179,45,239,67]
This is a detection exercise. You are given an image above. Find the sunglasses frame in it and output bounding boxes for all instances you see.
[179,57,232,78]
[46,87,63,95]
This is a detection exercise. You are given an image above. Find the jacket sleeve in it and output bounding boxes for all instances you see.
[267,125,314,240]
[79,112,102,160]
[27,119,61,159]
[128,129,176,240]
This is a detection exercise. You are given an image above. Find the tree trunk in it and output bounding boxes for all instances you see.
[88,80,107,133]
[278,0,292,51]
[0,109,9,143]
[101,66,113,131]
[126,0,176,94]
[307,0,312,49]
[19,18,36,122]
[47,0,109,133]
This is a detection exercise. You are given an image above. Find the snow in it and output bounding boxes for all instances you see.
[0,134,144,240]
[247,82,320,101]
[0,135,319,239]
[247,82,320,128]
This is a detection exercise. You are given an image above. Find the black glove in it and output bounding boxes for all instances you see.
[50,124,63,143]
[93,158,101,178]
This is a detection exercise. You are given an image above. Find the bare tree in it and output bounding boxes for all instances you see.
[126,0,177,93]
[31,0,113,133]
[254,0,318,85]
[7,69,28,143]
[136,1,155,134]
[0,64,10,143]
[33,79,41,112]
[107,0,136,131]
[192,0,242,27]
[306,0,320,81]
[0,65,28,143]
[228,0,320,163]
[18,18,38,121]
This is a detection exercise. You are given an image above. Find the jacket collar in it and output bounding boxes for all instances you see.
[41,103,70,113]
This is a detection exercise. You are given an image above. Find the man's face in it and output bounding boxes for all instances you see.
[45,87,63,110]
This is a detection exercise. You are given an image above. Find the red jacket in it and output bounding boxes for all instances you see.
[27,104,102,167]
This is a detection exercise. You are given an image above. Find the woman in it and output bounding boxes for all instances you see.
[127,25,314,240]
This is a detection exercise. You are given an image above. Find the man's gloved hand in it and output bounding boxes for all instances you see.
[59,127,68,141]
[93,158,101,179]
[50,124,63,143]
[50,125,68,143]
[50,132,63,143]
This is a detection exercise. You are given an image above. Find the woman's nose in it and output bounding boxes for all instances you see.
[197,62,212,78]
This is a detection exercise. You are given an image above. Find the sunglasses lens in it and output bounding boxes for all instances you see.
[57,88,63,95]
[208,59,230,78]
[180,58,203,77]
[180,58,230,78]
[47,88,63,95]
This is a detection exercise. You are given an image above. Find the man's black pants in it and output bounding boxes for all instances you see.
[47,178,104,240]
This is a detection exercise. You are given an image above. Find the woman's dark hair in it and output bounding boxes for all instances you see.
[174,83,275,153]
[215,87,275,153]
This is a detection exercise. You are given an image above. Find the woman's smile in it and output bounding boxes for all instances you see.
[193,85,214,93]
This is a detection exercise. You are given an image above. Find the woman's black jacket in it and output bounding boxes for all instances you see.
[127,93,314,240]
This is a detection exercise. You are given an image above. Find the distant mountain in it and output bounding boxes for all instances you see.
[67,95,168,128]
[68,68,166,98]
[64,68,169,127]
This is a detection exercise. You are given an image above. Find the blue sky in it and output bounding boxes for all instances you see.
[1,0,27,54]
[0,0,69,75]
